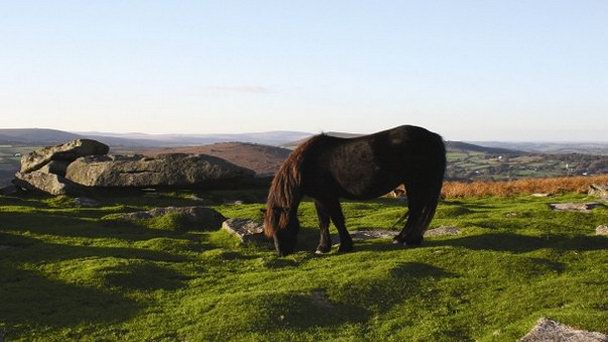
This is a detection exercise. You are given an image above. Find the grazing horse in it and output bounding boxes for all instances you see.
[263,125,446,256]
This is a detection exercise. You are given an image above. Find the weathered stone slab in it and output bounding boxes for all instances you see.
[424,226,463,237]
[106,206,225,230]
[13,171,84,196]
[596,225,608,236]
[20,139,109,173]
[520,318,608,342]
[66,153,255,188]
[221,218,265,243]
[548,202,602,213]
[332,226,464,242]
[350,229,398,240]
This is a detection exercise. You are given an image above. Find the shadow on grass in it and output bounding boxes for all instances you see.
[425,232,608,253]
[0,263,140,337]
[356,232,608,254]
[1,211,193,242]
[1,231,186,263]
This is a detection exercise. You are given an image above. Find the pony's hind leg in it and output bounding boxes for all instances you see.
[314,200,332,254]
[394,183,425,246]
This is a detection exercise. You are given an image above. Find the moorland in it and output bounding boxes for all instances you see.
[1,186,608,341]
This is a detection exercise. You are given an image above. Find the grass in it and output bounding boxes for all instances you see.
[1,191,608,341]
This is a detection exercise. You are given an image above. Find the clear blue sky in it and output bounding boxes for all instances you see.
[1,1,607,141]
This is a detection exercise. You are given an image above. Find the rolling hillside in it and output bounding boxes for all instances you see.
[143,142,292,177]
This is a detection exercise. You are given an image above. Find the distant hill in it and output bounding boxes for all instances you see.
[445,141,522,155]
[0,128,312,147]
[77,130,312,147]
[0,129,81,145]
[283,132,522,155]
[143,142,292,177]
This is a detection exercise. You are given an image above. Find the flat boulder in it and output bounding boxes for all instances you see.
[20,139,109,173]
[331,226,463,243]
[424,226,463,237]
[548,202,603,213]
[106,206,226,230]
[350,229,398,240]
[520,318,608,342]
[13,171,83,196]
[65,153,255,188]
[221,218,266,243]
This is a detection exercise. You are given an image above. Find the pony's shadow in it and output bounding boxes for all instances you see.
[356,232,608,254]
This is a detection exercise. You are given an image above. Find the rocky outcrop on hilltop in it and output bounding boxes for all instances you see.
[12,140,256,195]
[20,139,109,174]
[13,139,109,195]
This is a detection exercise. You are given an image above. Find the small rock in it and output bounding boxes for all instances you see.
[424,226,462,237]
[106,206,225,230]
[221,218,265,243]
[596,225,608,236]
[74,197,101,207]
[187,195,213,204]
[531,193,551,197]
[588,184,608,200]
[520,318,608,342]
[506,212,518,217]
[232,200,244,205]
[548,202,602,213]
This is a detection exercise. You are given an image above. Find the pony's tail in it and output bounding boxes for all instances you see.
[403,137,446,243]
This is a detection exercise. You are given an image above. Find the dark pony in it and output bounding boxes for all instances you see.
[264,125,446,256]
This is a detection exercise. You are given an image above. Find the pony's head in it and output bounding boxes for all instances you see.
[263,205,300,256]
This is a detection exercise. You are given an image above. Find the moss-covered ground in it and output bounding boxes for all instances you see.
[1,191,607,341]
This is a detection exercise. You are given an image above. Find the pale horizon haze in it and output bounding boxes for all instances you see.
[1,1,607,141]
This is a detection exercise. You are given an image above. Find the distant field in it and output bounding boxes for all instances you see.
[0,146,38,186]
[1,191,607,340]
[445,150,608,181]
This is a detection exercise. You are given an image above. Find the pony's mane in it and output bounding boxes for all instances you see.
[264,134,325,237]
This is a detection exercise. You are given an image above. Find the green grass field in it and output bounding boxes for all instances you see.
[1,192,607,341]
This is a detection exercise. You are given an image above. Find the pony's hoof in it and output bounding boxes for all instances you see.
[337,244,353,253]
[315,249,329,255]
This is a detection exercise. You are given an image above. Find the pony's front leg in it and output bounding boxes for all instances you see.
[314,200,332,254]
[326,200,352,252]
